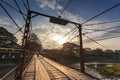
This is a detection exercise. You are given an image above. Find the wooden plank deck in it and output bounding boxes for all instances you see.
[22,54,50,80]
[35,55,50,80]
[22,54,87,80]
[42,56,87,80]
[22,55,36,80]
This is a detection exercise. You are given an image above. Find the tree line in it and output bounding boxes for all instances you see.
[44,42,120,64]
[0,27,42,52]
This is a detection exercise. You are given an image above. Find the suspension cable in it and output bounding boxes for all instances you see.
[68,32,78,42]
[83,25,120,34]
[0,0,26,16]
[84,34,120,43]
[13,0,26,21]
[0,2,23,33]
[59,0,72,17]
[66,29,78,42]
[21,0,28,11]
[81,3,120,24]
[14,25,25,35]
[83,35,109,49]
[27,0,30,10]
[84,19,120,26]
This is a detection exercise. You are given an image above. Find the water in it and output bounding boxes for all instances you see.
[66,62,120,79]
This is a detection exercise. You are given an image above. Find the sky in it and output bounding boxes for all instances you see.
[0,0,120,50]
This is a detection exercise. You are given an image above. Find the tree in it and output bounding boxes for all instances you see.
[28,41,42,51]
[28,33,42,52]
[84,48,92,57]
[104,49,114,57]
[0,27,17,47]
[62,42,79,57]
[114,50,120,54]
[92,48,104,56]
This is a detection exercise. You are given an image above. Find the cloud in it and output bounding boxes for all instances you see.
[62,11,85,23]
[0,17,17,32]
[36,0,63,10]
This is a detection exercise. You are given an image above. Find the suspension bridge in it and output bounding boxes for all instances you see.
[0,0,120,80]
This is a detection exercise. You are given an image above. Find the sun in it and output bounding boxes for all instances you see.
[52,35,67,44]
[58,37,67,44]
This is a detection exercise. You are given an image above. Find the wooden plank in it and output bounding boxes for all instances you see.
[23,54,50,80]
[35,55,50,80]
[22,55,36,80]
[43,57,87,80]
[39,57,68,80]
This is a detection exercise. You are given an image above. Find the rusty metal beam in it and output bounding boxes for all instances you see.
[15,11,31,80]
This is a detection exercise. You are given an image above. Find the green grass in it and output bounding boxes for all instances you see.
[97,65,120,77]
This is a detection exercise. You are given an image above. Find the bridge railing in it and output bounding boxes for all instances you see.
[0,47,33,80]
[0,65,18,80]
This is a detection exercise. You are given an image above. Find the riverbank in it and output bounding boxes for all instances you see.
[65,63,120,79]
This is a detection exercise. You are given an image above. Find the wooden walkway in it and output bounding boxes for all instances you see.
[22,54,50,80]
[22,54,87,80]
[22,54,36,80]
